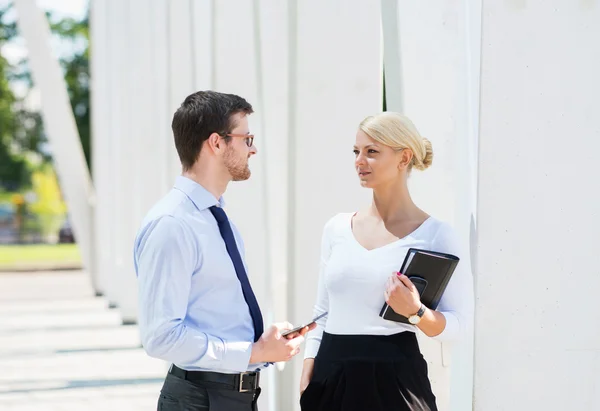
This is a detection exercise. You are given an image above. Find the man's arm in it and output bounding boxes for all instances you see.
[135,216,252,372]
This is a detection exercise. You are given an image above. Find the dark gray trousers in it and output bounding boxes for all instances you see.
[157,373,261,411]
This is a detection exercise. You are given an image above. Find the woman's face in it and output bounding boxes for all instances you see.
[353,130,410,188]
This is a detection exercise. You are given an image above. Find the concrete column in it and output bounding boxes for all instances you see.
[13,0,96,289]
[167,0,195,179]
[114,0,162,324]
[475,3,600,410]
[145,0,172,196]
[90,0,111,298]
[190,0,214,91]
[251,0,292,409]
[111,0,139,324]
[284,1,381,410]
[101,0,123,309]
[212,2,272,409]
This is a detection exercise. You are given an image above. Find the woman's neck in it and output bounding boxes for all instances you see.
[370,180,422,223]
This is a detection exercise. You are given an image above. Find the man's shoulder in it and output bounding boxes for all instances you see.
[142,189,193,225]
[136,190,195,241]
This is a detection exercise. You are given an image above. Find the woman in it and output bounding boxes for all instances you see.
[299,112,474,411]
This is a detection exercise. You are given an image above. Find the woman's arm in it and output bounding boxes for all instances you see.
[384,224,474,342]
[300,358,315,394]
[299,215,338,394]
[385,273,447,337]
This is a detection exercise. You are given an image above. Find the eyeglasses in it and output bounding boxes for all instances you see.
[223,133,255,148]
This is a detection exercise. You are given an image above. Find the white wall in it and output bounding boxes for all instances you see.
[475,2,600,410]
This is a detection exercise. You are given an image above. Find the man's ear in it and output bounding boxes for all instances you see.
[206,132,223,154]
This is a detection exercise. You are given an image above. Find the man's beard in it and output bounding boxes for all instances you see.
[224,146,251,181]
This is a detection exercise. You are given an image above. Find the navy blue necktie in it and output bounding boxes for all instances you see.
[210,206,264,342]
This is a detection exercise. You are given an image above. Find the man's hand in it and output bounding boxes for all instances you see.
[250,322,306,364]
[282,321,317,340]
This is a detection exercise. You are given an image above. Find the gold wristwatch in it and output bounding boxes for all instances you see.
[408,304,426,325]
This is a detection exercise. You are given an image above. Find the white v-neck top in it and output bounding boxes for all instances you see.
[304,213,474,359]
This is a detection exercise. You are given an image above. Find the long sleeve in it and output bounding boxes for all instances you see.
[304,218,335,359]
[134,216,253,372]
[430,224,475,343]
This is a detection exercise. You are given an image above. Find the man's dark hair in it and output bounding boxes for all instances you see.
[172,90,254,170]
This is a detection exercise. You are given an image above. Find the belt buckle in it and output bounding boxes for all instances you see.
[238,372,250,393]
[238,372,257,393]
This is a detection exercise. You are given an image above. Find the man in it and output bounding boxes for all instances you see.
[134,91,310,410]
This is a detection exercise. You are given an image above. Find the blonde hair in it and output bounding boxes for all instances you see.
[359,112,433,171]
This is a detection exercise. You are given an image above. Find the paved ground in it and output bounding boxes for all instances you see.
[0,270,166,410]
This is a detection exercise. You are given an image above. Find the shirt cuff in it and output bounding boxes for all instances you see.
[220,340,253,372]
[303,336,322,359]
[250,362,273,372]
[432,311,460,342]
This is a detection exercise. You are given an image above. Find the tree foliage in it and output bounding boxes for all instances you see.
[0,2,90,191]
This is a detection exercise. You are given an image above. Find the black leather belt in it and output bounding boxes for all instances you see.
[169,365,260,393]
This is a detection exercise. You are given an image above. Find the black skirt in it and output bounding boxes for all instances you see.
[300,331,438,411]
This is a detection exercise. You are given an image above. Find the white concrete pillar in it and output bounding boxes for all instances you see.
[284,1,381,410]
[13,0,96,288]
[90,0,111,298]
[190,0,214,91]
[101,1,123,309]
[167,0,195,179]
[149,0,172,195]
[112,0,139,324]
[475,3,600,410]
[212,2,272,409]
[113,0,161,325]
[130,0,169,227]
[252,0,292,409]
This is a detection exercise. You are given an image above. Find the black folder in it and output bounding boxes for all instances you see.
[379,248,460,324]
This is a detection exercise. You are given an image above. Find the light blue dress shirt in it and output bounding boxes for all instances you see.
[133,176,264,374]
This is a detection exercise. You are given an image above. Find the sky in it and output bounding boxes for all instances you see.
[0,0,88,101]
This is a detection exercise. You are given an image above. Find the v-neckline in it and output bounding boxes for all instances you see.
[348,212,432,252]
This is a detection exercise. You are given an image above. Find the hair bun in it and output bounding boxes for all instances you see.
[414,138,433,171]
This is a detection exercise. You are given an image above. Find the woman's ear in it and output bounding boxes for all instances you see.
[397,149,413,170]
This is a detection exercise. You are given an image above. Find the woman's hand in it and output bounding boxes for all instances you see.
[384,273,422,317]
[300,358,315,396]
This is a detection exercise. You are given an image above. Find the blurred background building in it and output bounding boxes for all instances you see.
[0,1,599,410]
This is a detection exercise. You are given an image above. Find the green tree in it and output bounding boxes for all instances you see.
[0,6,29,189]
[0,2,91,184]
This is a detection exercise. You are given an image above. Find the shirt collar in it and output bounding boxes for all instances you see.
[174,175,225,211]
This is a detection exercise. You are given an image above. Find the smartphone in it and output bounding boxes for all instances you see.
[408,276,428,296]
[281,312,328,337]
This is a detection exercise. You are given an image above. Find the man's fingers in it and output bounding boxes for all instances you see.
[275,321,294,331]
[297,325,311,337]
[284,331,299,340]
[287,334,305,349]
